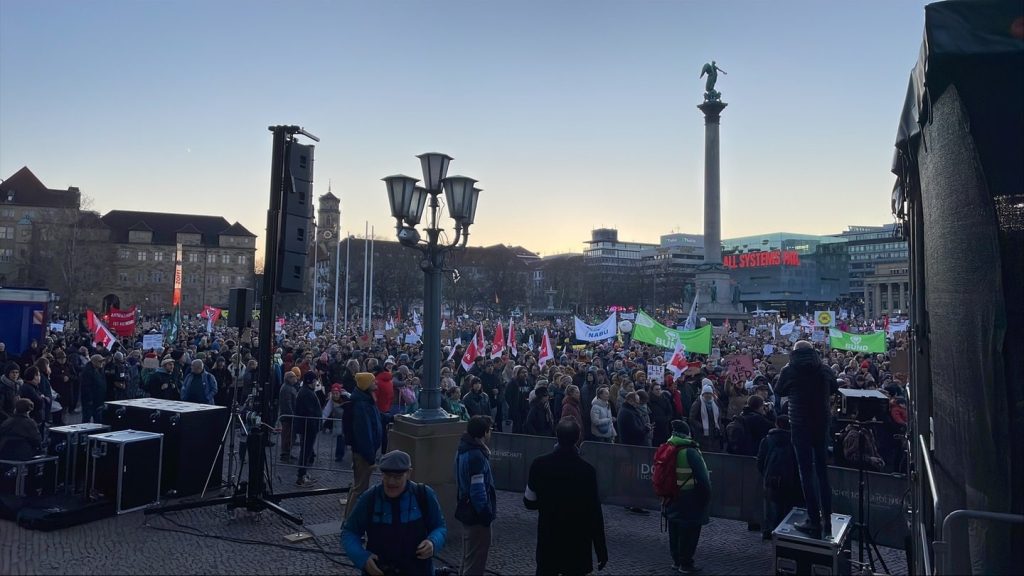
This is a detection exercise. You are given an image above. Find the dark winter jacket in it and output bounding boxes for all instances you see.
[0,413,42,460]
[19,382,46,425]
[549,386,566,422]
[462,389,492,418]
[757,427,802,499]
[0,375,19,425]
[505,377,532,433]
[560,395,584,430]
[775,347,837,434]
[525,396,554,436]
[647,391,675,446]
[350,387,382,464]
[664,434,712,528]
[294,385,322,437]
[617,402,648,447]
[738,406,774,456]
[524,444,608,575]
[79,363,107,409]
[455,433,496,526]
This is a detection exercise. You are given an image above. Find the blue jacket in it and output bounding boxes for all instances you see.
[350,388,382,464]
[180,370,217,405]
[341,482,447,573]
[455,433,496,526]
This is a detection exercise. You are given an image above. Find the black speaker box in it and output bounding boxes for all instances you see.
[228,288,254,329]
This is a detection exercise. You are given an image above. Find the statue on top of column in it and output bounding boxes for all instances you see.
[700,61,727,102]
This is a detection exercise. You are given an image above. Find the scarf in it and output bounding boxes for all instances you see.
[700,399,720,436]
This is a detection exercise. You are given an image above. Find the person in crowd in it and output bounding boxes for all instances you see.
[775,340,839,538]
[276,370,299,463]
[462,376,492,419]
[690,382,724,452]
[505,366,532,434]
[444,385,470,421]
[104,351,131,401]
[50,349,77,415]
[737,394,774,456]
[36,356,61,426]
[79,354,107,423]
[617,391,648,447]
[456,416,497,576]
[18,366,47,432]
[294,371,322,487]
[0,398,41,460]
[525,386,554,436]
[663,420,712,575]
[344,372,383,520]
[648,384,675,447]
[211,356,234,406]
[524,419,608,575]
[1,362,21,426]
[549,375,567,423]
[636,390,654,446]
[590,386,617,443]
[757,415,803,540]
[322,383,350,463]
[147,357,180,400]
[341,450,446,576]
[560,384,584,437]
[180,358,217,405]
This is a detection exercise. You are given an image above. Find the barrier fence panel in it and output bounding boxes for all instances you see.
[490,432,908,548]
[271,415,350,480]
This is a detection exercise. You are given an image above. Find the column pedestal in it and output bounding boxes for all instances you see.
[388,417,465,539]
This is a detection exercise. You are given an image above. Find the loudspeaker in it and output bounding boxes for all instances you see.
[277,141,314,293]
[227,288,254,329]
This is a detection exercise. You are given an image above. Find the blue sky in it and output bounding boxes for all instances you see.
[0,0,927,257]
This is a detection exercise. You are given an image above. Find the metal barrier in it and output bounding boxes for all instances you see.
[933,510,1024,576]
[918,434,939,575]
[488,432,910,548]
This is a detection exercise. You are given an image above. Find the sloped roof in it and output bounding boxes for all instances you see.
[220,221,257,237]
[0,166,81,209]
[128,221,153,232]
[101,210,256,247]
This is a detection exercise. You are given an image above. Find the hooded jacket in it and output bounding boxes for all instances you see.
[455,433,496,526]
[664,433,712,527]
[350,387,382,464]
[775,347,837,433]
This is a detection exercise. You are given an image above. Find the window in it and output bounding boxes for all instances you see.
[0,226,13,240]
[119,272,129,283]
[208,253,217,264]
[119,248,130,260]
[0,208,13,218]
[187,273,199,284]
[221,254,231,264]
[221,275,230,284]
[153,251,164,261]
[151,271,164,283]
[137,251,147,261]
[238,255,247,265]
[188,253,200,263]
[137,271,146,283]
[0,248,11,262]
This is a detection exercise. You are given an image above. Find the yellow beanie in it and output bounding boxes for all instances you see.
[355,372,375,391]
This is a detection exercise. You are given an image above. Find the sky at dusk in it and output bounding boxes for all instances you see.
[1,0,928,258]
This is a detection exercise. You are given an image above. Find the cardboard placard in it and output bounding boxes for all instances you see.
[723,353,754,386]
[142,333,163,351]
[647,364,665,383]
[890,349,909,375]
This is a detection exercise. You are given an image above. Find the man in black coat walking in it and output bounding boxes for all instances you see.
[775,341,838,538]
[617,392,648,447]
[524,419,608,575]
[294,371,322,487]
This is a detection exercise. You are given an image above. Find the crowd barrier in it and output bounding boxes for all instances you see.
[488,432,908,549]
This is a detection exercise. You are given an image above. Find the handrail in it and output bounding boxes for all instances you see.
[919,434,939,514]
[934,509,1024,575]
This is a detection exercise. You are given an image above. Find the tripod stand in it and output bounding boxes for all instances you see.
[144,125,347,525]
[843,419,890,574]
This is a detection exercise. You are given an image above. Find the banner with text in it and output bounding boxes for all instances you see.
[631,310,712,354]
[828,329,887,353]
[574,312,617,342]
[107,306,137,337]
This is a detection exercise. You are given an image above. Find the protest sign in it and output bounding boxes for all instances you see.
[828,329,887,353]
[646,364,665,383]
[890,349,909,374]
[142,333,163,351]
[49,322,65,333]
[815,310,836,327]
[574,312,617,342]
[723,353,755,387]
[762,344,774,356]
[631,310,712,354]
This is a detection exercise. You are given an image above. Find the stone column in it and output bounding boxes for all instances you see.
[698,100,727,266]
[873,283,881,319]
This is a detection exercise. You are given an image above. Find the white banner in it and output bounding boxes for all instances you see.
[887,321,909,336]
[779,321,796,336]
[142,333,163,351]
[574,312,617,342]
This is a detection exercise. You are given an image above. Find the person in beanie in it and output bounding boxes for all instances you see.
[456,415,497,575]
[524,418,608,575]
[525,386,554,436]
[689,382,723,452]
[294,371,322,487]
[341,450,447,576]
[322,383,351,463]
[663,420,711,574]
[344,372,382,520]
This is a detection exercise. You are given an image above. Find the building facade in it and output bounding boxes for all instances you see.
[721,232,849,314]
[863,262,909,319]
[833,224,908,314]
[582,228,657,310]
[101,211,257,316]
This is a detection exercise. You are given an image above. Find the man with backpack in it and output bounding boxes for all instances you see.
[726,395,773,456]
[653,420,711,575]
[180,359,217,405]
[757,415,803,540]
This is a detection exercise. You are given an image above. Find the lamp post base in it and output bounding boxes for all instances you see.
[397,409,460,424]
[388,416,465,540]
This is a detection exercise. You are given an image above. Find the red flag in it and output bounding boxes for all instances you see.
[883,315,890,333]
[491,321,505,359]
[460,338,478,371]
[86,310,118,350]
[537,328,554,367]
[667,340,687,378]
[508,319,518,358]
[107,306,137,337]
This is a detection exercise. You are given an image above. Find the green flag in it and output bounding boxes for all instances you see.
[828,329,887,353]
[631,310,712,354]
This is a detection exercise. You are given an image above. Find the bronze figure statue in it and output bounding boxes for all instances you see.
[700,61,727,101]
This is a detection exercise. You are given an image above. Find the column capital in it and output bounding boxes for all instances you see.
[698,100,728,124]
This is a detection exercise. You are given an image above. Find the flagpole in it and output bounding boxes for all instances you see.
[344,234,351,332]
[311,217,317,325]
[333,234,341,334]
[364,219,372,332]
[368,226,375,333]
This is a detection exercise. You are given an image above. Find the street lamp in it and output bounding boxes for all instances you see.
[383,152,481,422]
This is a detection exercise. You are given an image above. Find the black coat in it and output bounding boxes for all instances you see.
[647,392,674,446]
[739,407,774,456]
[617,402,647,447]
[294,385,322,437]
[462,390,492,418]
[524,445,608,575]
[19,383,46,425]
[525,397,554,436]
[775,347,837,434]
[0,413,42,460]
[757,428,803,502]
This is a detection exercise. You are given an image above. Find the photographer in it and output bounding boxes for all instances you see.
[341,450,447,576]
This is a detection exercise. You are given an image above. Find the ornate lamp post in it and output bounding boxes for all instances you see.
[383,152,481,422]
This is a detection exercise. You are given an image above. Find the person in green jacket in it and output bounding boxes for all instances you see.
[664,419,712,574]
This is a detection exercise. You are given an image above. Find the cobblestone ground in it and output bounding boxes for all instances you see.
[2,419,908,575]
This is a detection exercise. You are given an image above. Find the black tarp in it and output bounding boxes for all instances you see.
[892,2,1024,574]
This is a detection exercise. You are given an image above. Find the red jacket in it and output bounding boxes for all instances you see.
[375,370,394,413]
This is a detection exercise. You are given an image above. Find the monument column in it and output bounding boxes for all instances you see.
[699,100,727,266]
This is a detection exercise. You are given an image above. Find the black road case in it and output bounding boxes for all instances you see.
[88,430,163,514]
[49,423,111,494]
[774,508,852,575]
[0,456,58,497]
